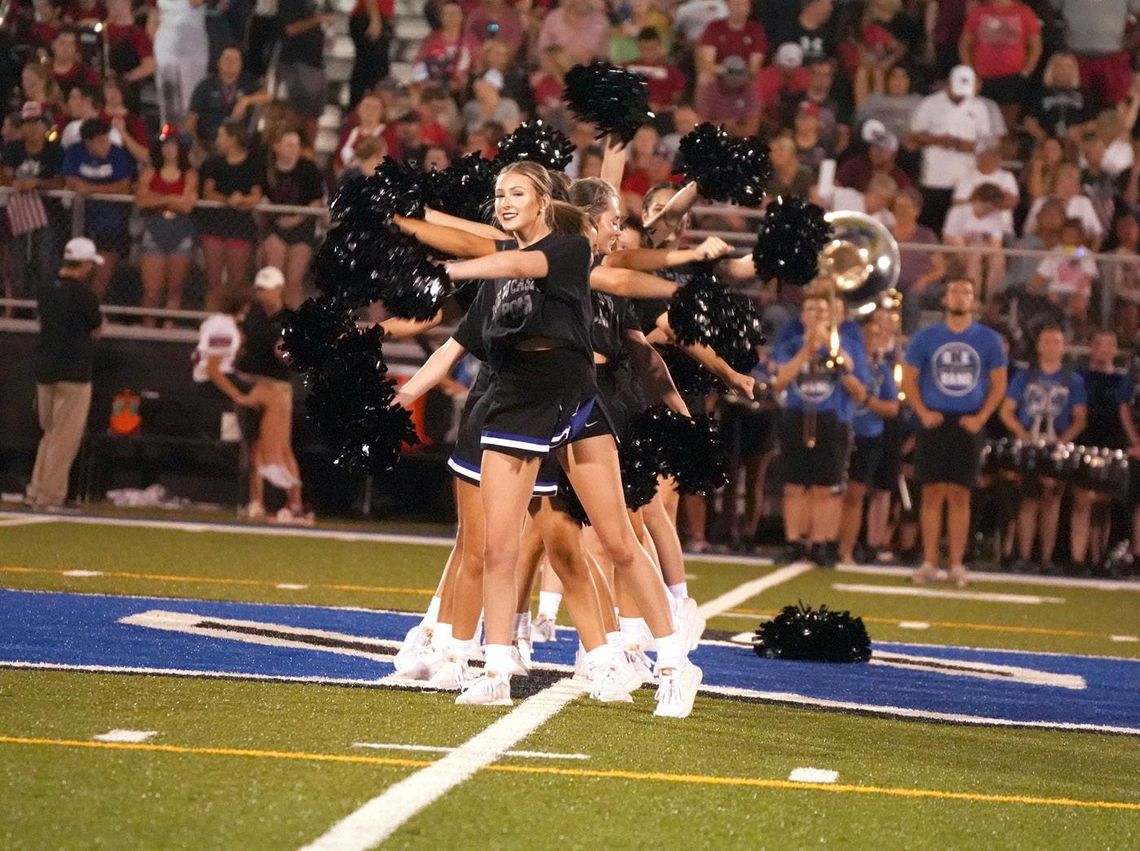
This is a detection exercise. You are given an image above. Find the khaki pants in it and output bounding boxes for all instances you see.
[27,381,92,508]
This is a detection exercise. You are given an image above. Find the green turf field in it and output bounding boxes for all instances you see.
[1,512,1138,849]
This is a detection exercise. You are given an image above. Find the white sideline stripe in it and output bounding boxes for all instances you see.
[0,516,54,527]
[870,651,1086,690]
[300,680,586,851]
[275,583,308,591]
[352,742,589,760]
[697,562,816,619]
[788,767,838,784]
[1111,635,1139,643]
[304,556,810,849]
[832,583,1065,605]
[898,621,931,630]
[836,562,1140,593]
[6,659,1140,735]
[93,729,157,743]
[62,570,103,577]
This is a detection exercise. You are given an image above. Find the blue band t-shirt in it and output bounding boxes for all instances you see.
[905,321,1007,414]
[853,358,897,438]
[1006,368,1087,439]
[772,332,872,423]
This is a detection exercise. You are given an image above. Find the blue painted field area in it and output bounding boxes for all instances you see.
[4,588,1138,733]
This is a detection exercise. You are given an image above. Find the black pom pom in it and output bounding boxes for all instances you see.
[281,297,355,374]
[330,157,425,227]
[667,267,765,375]
[312,224,390,308]
[423,152,497,223]
[629,406,728,495]
[494,120,574,172]
[619,434,660,510]
[562,61,652,144]
[380,251,452,320]
[305,326,419,473]
[752,197,832,287]
[753,602,872,663]
[676,123,772,207]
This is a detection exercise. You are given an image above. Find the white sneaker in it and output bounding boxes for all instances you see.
[506,645,530,677]
[672,597,706,651]
[911,563,941,585]
[612,650,645,694]
[428,657,472,691]
[456,672,512,706]
[515,637,533,668]
[624,647,657,685]
[589,663,635,703]
[393,626,438,680]
[653,663,703,719]
[572,647,591,683]
[242,501,266,521]
[530,615,557,643]
[948,565,971,588]
[273,506,315,527]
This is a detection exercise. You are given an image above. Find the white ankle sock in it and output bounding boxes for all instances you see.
[538,592,562,619]
[483,644,514,676]
[654,632,686,671]
[667,582,688,600]
[432,621,452,649]
[605,631,623,651]
[619,617,644,648]
[585,644,611,670]
[422,595,441,627]
[514,611,531,639]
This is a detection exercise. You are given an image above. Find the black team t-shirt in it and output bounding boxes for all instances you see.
[453,233,593,367]
[35,275,101,383]
[198,154,265,242]
[632,261,696,334]
[236,301,291,381]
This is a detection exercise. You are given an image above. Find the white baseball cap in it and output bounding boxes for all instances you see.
[254,266,285,289]
[63,237,105,265]
[949,65,976,99]
[775,43,804,70]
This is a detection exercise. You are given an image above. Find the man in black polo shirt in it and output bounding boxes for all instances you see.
[185,47,267,153]
[26,238,104,510]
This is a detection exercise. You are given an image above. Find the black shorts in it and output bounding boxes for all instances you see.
[576,362,627,442]
[481,347,605,458]
[268,219,318,247]
[719,398,776,459]
[980,73,1031,105]
[871,416,903,492]
[849,434,884,488]
[89,228,130,256]
[779,408,851,489]
[914,415,986,489]
[448,366,560,496]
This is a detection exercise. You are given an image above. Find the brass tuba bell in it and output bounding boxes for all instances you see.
[820,210,902,316]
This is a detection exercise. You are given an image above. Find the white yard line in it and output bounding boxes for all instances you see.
[837,562,1140,592]
[93,729,157,743]
[352,742,589,760]
[300,679,586,851]
[697,562,816,619]
[0,515,54,528]
[831,583,1065,605]
[788,767,838,784]
[302,562,810,850]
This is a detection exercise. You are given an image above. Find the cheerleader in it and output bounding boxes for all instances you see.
[394,162,702,716]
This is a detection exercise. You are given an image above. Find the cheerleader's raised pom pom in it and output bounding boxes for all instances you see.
[495,120,574,172]
[753,602,871,663]
[667,267,765,373]
[281,297,355,374]
[330,157,425,227]
[676,124,772,207]
[752,197,832,287]
[666,265,721,349]
[562,61,652,144]
[423,152,497,223]
[312,225,391,309]
[381,252,452,320]
[630,406,728,495]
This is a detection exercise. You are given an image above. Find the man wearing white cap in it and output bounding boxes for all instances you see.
[26,238,105,510]
[233,267,312,524]
[907,65,996,232]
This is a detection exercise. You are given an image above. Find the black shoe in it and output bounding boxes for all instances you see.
[810,542,838,568]
[1040,560,1063,577]
[783,540,807,563]
[1010,559,1031,574]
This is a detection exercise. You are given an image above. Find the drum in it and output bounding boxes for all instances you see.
[1074,446,1131,498]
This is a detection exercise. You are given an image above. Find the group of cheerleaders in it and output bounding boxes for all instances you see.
[381,141,762,717]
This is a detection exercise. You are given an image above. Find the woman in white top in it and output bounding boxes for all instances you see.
[153,0,210,122]
[1022,163,1105,249]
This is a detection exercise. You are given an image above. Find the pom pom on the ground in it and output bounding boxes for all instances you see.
[753,602,872,663]
[304,326,418,473]
[629,406,728,495]
[281,297,355,374]
[752,197,832,287]
[494,120,574,172]
[676,124,772,207]
[329,157,425,227]
[562,61,652,144]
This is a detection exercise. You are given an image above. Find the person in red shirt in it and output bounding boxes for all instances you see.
[959,0,1041,111]
[696,0,767,83]
[626,28,686,112]
[414,2,479,95]
[529,44,573,123]
[62,0,105,23]
[51,26,100,95]
[756,42,811,132]
[102,75,150,164]
[462,0,524,58]
[104,0,155,91]
[25,0,64,50]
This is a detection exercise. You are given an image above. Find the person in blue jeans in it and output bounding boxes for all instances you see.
[902,277,1008,586]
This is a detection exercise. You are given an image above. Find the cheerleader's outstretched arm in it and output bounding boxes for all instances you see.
[424,208,509,240]
[589,266,678,298]
[394,338,468,408]
[394,215,499,258]
[622,329,690,417]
